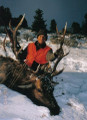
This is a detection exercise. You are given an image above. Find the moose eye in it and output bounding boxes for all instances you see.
[37,89,42,93]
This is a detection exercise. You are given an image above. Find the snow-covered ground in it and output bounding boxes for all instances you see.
[0,31,87,120]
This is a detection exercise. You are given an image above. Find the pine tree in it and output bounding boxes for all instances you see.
[11,15,28,28]
[18,15,28,28]
[0,6,12,26]
[50,19,56,33]
[82,13,87,35]
[71,22,81,34]
[31,9,47,32]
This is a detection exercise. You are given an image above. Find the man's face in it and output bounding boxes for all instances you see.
[37,35,46,44]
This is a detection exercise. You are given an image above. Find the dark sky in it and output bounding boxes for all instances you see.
[1,0,87,30]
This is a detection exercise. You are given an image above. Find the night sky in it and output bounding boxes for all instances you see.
[1,0,87,30]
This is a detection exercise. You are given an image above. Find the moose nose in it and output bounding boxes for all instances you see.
[50,105,60,115]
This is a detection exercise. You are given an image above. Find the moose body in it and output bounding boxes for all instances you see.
[0,15,68,116]
[0,55,60,115]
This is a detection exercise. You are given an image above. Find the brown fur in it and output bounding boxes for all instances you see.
[0,56,60,115]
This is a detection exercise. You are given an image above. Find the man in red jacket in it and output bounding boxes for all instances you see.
[18,29,62,71]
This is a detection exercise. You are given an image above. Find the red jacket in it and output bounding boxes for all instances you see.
[25,43,51,67]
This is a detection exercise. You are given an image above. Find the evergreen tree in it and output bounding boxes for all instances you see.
[0,6,12,26]
[11,15,28,28]
[18,15,28,28]
[71,22,81,34]
[50,19,56,33]
[11,17,18,27]
[31,9,47,32]
[82,13,87,35]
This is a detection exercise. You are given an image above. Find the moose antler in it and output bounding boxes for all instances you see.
[4,14,25,58]
[51,22,69,76]
[3,34,7,56]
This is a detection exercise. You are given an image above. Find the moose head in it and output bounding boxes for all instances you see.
[0,56,60,115]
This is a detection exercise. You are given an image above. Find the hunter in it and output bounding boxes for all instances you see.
[18,29,63,71]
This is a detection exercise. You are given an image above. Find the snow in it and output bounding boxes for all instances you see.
[0,30,87,120]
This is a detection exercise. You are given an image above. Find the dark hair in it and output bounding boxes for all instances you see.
[37,29,48,40]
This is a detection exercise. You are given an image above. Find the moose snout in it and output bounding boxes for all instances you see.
[49,105,60,115]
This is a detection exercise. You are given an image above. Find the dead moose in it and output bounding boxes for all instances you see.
[0,15,68,115]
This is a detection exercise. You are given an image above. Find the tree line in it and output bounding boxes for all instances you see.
[0,6,28,28]
[70,13,87,35]
[0,6,57,33]
[0,6,87,35]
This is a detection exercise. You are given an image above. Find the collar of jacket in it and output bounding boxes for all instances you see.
[35,41,46,51]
